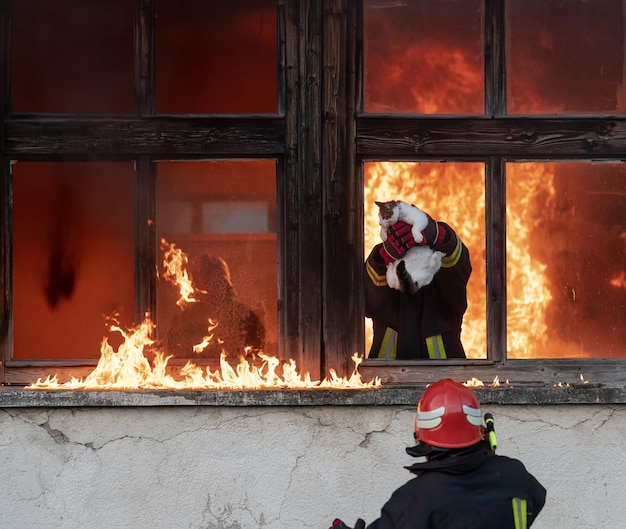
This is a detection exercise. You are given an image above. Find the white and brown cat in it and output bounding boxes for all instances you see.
[376,200,444,295]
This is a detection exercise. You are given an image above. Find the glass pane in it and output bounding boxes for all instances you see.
[156,0,277,114]
[364,162,486,359]
[507,0,626,114]
[12,163,135,360]
[12,0,134,114]
[157,161,277,361]
[363,0,484,114]
[507,162,626,358]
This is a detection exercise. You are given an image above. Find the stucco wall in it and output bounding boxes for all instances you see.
[1,403,625,529]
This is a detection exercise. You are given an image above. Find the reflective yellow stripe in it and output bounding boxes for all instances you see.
[441,237,463,268]
[426,335,447,359]
[512,498,527,529]
[366,260,388,286]
[377,327,397,359]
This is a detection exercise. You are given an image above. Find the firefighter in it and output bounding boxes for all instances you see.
[330,378,546,529]
[365,205,471,359]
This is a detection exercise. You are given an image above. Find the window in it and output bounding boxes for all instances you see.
[2,0,626,389]
[356,0,626,386]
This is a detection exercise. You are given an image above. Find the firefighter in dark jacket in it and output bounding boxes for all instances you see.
[365,205,471,359]
[331,378,547,529]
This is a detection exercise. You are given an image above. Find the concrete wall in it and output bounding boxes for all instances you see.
[1,404,625,529]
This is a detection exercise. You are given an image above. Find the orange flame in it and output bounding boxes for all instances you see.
[27,314,380,390]
[364,161,487,358]
[364,161,558,359]
[161,238,200,307]
[28,239,381,390]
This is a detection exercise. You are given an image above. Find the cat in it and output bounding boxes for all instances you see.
[376,200,443,295]
[375,200,429,244]
[386,245,444,295]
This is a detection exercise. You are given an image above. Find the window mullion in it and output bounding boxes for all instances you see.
[485,0,506,117]
[135,0,155,117]
[485,157,506,363]
[134,158,157,324]
[134,0,156,325]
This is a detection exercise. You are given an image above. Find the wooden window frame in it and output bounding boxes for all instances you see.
[355,0,626,387]
[1,0,626,389]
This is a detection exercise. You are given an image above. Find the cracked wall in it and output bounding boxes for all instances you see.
[0,404,625,529]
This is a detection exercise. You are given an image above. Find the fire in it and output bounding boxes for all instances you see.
[364,161,487,358]
[27,314,380,389]
[505,163,555,357]
[364,161,558,359]
[28,240,381,391]
[192,319,218,354]
[161,238,201,307]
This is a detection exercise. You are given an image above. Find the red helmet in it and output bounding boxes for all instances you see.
[413,378,484,449]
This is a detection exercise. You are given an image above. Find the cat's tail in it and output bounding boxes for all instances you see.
[396,260,418,295]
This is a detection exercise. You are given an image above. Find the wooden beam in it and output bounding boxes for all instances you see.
[5,117,285,158]
[322,0,360,376]
[357,117,626,158]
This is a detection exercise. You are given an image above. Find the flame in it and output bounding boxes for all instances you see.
[464,377,484,388]
[610,271,626,290]
[28,239,381,390]
[364,161,558,359]
[364,161,487,358]
[192,319,219,354]
[161,238,200,307]
[505,163,555,357]
[27,315,380,390]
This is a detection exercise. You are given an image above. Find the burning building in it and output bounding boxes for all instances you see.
[1,1,626,528]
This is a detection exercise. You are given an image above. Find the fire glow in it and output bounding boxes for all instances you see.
[28,240,381,391]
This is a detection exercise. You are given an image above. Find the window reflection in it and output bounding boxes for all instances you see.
[156,161,278,360]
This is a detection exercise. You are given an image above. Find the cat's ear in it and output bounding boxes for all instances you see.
[375,201,384,207]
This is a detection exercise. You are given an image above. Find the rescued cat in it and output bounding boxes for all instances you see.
[376,200,444,295]
[385,245,444,295]
[375,199,429,244]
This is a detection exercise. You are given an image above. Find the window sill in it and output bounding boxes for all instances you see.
[1,383,625,407]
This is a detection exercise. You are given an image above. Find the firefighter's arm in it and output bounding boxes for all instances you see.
[430,223,472,315]
[364,244,404,325]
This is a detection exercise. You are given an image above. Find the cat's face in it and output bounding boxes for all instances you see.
[375,200,399,223]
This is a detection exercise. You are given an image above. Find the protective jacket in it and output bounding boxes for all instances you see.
[366,448,546,529]
[365,222,471,359]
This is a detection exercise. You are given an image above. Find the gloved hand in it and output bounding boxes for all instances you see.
[379,220,417,264]
[379,216,446,265]
[330,518,366,529]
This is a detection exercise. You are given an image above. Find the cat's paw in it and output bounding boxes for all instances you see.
[403,205,427,243]
[411,225,424,244]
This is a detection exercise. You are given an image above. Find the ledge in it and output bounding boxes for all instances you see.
[1,383,626,407]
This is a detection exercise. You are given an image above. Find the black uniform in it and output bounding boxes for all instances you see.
[365,222,471,359]
[366,448,547,529]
